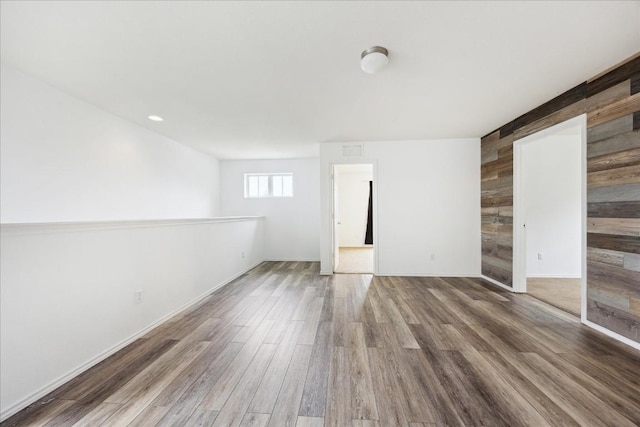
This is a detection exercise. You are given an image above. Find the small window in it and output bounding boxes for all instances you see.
[244,173,293,198]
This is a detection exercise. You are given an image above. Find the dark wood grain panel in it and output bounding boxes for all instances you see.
[587,299,640,342]
[588,92,640,128]
[587,247,625,268]
[587,55,640,98]
[587,80,631,112]
[588,115,635,143]
[495,120,515,139]
[481,130,499,165]
[587,261,640,299]
[587,147,640,173]
[587,129,640,158]
[587,164,640,188]
[481,195,513,208]
[588,202,640,218]
[481,176,513,198]
[625,253,640,273]
[514,99,586,141]
[587,183,640,203]
[631,72,640,95]
[587,233,640,254]
[587,287,630,313]
[481,158,513,182]
[481,214,513,227]
[483,83,588,139]
[481,261,512,286]
[587,218,640,237]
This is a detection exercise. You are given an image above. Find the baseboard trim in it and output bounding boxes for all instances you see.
[377,272,481,278]
[0,260,263,422]
[582,319,640,351]
[263,258,320,262]
[526,275,581,279]
[479,274,520,293]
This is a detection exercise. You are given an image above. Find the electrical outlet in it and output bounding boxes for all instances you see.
[430,253,435,261]
[135,289,143,304]
[537,253,543,261]
[242,251,245,259]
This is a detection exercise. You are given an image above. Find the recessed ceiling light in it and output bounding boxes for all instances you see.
[148,115,164,122]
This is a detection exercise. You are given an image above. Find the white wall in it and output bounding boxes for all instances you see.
[335,165,373,247]
[320,139,481,276]
[219,158,320,261]
[0,218,264,420]
[0,65,263,420]
[522,134,581,277]
[0,64,220,223]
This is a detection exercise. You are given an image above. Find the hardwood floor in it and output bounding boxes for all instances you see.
[527,277,582,316]
[335,248,374,274]
[4,261,640,426]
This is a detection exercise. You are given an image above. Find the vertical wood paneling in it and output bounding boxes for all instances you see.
[481,52,640,344]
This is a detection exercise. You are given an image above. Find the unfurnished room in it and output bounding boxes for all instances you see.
[1,1,639,426]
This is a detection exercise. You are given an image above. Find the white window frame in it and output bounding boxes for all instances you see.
[244,173,293,198]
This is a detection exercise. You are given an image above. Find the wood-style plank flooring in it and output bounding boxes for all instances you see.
[527,277,582,316]
[335,248,374,274]
[4,261,640,426]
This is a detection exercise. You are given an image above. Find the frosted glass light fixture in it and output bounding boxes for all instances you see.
[361,46,389,74]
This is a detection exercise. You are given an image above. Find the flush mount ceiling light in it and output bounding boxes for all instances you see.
[361,46,389,74]
[148,115,164,122]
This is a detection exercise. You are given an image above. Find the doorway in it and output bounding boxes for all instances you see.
[513,115,586,317]
[333,164,375,274]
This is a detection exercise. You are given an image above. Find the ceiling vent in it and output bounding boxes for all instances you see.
[342,144,363,157]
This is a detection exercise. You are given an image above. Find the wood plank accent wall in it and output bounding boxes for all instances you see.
[480,52,640,343]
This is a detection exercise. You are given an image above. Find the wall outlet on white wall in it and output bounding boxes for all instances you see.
[430,253,435,261]
[242,251,245,259]
[537,252,543,261]
[134,289,143,304]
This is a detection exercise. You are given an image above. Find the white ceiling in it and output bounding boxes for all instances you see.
[1,1,639,159]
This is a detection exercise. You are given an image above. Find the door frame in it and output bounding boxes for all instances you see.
[331,161,378,275]
[512,114,587,319]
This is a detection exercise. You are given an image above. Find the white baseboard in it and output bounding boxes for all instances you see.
[0,260,263,422]
[264,258,320,262]
[526,274,581,279]
[377,272,480,278]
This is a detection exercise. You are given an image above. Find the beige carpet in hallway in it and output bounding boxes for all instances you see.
[335,247,373,273]
[527,277,581,316]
